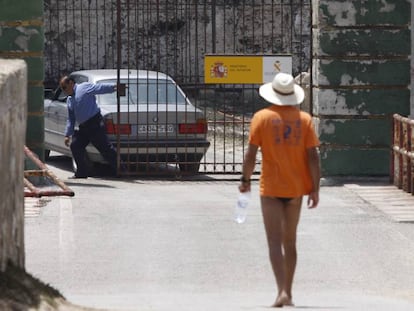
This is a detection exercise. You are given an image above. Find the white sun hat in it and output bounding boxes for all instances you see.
[259,72,305,106]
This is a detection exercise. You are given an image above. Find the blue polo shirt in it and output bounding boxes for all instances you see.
[64,82,115,136]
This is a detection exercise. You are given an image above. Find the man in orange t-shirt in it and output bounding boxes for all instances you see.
[239,72,321,307]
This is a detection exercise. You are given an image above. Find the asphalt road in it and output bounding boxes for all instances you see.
[24,156,414,311]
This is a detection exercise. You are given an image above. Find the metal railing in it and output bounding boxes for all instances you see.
[391,114,414,194]
[24,146,74,198]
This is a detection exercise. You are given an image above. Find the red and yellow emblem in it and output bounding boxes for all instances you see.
[210,62,228,78]
[204,55,292,84]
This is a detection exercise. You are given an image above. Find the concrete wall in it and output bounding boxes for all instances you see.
[0,0,45,162]
[313,0,411,175]
[0,59,27,271]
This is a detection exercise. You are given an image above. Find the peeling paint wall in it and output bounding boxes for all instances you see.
[0,60,27,271]
[313,0,411,175]
[0,0,45,162]
[411,0,414,117]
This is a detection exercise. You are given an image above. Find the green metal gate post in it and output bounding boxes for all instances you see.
[312,0,411,175]
[0,0,44,166]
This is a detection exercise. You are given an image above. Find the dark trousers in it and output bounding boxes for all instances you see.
[70,113,117,176]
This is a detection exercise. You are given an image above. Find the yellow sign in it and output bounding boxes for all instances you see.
[204,55,292,84]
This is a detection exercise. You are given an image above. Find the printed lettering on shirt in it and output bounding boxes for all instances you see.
[272,118,301,145]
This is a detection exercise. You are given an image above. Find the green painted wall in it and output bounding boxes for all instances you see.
[313,0,411,176]
[0,0,44,166]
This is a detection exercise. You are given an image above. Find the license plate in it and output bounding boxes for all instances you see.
[137,124,174,133]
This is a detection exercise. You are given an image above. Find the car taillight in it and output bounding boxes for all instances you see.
[105,119,131,135]
[179,118,207,134]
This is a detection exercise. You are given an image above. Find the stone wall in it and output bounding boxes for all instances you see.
[43,1,311,88]
[0,59,27,271]
[313,0,411,175]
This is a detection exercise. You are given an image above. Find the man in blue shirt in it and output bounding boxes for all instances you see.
[60,76,118,178]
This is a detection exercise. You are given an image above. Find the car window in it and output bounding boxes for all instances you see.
[97,79,187,105]
[57,89,67,101]
[71,75,88,83]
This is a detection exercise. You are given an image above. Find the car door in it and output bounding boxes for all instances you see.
[44,87,71,154]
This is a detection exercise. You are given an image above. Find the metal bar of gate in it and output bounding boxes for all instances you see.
[43,1,312,175]
[116,0,122,175]
[392,114,414,194]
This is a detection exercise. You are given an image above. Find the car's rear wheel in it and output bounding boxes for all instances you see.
[179,154,202,174]
[179,162,200,174]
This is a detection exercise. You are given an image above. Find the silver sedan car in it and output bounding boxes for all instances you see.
[44,69,210,174]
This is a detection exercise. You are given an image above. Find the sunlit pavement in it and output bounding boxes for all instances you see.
[25,158,414,311]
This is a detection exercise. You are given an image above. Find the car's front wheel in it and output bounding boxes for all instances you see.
[71,154,94,175]
[44,149,51,161]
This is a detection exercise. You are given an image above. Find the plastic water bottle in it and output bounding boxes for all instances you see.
[234,191,251,224]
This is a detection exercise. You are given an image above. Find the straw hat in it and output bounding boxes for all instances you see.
[259,72,305,106]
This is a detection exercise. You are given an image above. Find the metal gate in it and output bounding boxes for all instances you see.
[44,0,311,175]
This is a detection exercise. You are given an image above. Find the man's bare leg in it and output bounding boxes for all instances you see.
[261,196,302,307]
[261,197,286,306]
[283,197,302,297]
[276,197,303,307]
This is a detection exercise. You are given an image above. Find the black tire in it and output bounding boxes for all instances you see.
[71,157,78,173]
[44,149,51,161]
[71,154,94,175]
[179,154,202,174]
[179,162,200,174]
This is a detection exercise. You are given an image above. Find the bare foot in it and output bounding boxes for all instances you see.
[272,292,294,308]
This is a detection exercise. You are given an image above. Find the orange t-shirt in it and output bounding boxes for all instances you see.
[249,105,320,197]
